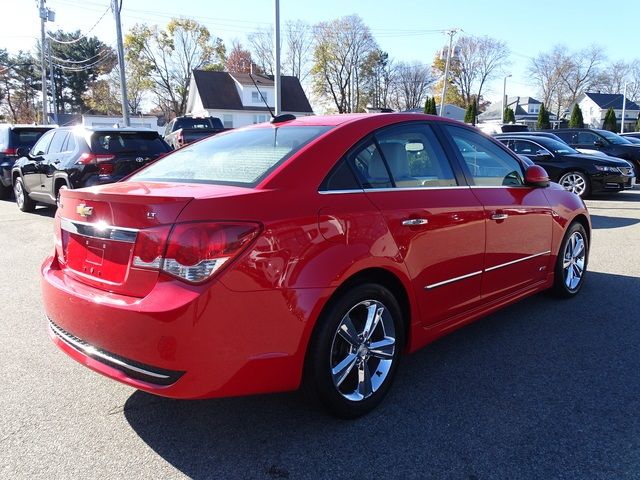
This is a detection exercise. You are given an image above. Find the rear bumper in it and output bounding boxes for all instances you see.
[41,254,328,399]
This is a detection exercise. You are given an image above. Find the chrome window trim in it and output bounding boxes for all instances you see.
[484,250,551,272]
[425,270,483,290]
[48,320,170,380]
[318,189,365,195]
[469,185,531,189]
[60,217,138,243]
[319,186,470,194]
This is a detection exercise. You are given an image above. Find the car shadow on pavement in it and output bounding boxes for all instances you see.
[590,214,640,229]
[592,191,640,202]
[124,271,640,479]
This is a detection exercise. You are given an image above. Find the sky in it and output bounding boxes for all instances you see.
[2,0,640,109]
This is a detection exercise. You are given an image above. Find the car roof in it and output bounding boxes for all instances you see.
[54,126,160,134]
[0,124,56,130]
[266,112,456,128]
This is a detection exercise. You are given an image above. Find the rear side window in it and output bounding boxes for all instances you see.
[48,131,69,154]
[9,128,52,148]
[554,131,576,144]
[131,126,331,186]
[91,132,170,155]
[445,125,524,187]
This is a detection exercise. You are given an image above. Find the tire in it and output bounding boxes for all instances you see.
[552,222,589,298]
[0,182,11,200]
[304,283,404,418]
[13,177,35,212]
[558,171,590,198]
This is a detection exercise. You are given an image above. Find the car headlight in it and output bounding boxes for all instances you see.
[595,165,621,173]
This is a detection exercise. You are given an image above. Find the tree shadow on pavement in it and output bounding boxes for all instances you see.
[124,271,640,480]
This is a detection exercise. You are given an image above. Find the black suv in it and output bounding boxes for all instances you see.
[12,127,171,211]
[0,124,55,198]
[545,128,640,179]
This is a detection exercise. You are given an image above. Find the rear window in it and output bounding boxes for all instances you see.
[9,128,53,147]
[175,117,223,130]
[91,131,170,155]
[131,125,331,186]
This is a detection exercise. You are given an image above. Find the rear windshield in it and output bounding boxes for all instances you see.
[9,128,53,147]
[131,125,331,186]
[175,117,223,129]
[91,131,170,155]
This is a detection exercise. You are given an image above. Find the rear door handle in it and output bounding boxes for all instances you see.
[402,218,429,226]
[491,213,509,221]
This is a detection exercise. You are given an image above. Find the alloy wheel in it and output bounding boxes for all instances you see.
[329,300,396,402]
[559,172,587,196]
[562,231,586,290]
[14,181,24,209]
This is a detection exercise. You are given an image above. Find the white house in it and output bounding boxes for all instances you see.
[478,96,557,130]
[574,92,640,132]
[185,70,314,128]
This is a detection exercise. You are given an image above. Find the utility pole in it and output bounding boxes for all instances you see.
[621,83,627,133]
[48,37,58,124]
[439,28,459,117]
[112,0,130,126]
[38,0,49,124]
[273,0,281,116]
[501,74,512,124]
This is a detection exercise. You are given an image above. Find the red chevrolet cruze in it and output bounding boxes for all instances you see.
[42,114,590,417]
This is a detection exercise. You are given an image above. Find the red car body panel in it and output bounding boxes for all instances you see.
[42,113,591,399]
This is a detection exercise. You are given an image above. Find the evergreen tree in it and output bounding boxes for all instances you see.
[568,104,584,128]
[603,107,618,132]
[635,113,640,132]
[537,103,551,130]
[464,99,478,125]
[425,96,437,115]
[504,107,515,123]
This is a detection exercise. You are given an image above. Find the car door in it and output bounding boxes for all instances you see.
[22,129,54,193]
[40,130,69,195]
[442,125,553,301]
[349,123,486,326]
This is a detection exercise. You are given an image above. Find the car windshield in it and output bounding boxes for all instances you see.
[91,131,170,155]
[176,118,219,129]
[540,138,579,155]
[130,125,332,186]
[598,130,632,145]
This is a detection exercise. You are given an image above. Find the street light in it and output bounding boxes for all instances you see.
[501,74,512,124]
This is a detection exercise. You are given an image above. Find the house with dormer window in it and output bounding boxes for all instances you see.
[185,70,313,128]
[573,92,640,132]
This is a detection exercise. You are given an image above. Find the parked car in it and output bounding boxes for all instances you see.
[620,132,640,141]
[0,124,55,199]
[43,114,590,418]
[545,128,640,179]
[620,134,640,144]
[498,135,635,197]
[494,131,565,142]
[163,115,228,149]
[478,123,529,135]
[12,127,171,211]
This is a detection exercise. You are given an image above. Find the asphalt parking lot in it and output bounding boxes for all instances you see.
[1,189,640,480]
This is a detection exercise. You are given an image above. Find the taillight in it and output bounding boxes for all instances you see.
[76,153,116,165]
[131,222,260,284]
[98,163,114,175]
[3,147,17,156]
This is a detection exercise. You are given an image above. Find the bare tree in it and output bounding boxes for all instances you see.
[284,20,312,82]
[247,27,274,75]
[559,45,606,104]
[311,15,377,113]
[390,61,434,110]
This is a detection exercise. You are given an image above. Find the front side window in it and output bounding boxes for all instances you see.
[131,125,331,186]
[577,132,599,144]
[445,125,524,187]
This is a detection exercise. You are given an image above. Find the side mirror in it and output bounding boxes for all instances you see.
[16,147,30,158]
[594,139,606,147]
[536,149,552,160]
[524,165,550,187]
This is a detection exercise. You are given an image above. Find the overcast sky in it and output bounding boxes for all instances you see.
[2,0,638,106]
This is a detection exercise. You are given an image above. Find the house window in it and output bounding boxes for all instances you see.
[252,114,269,124]
[222,114,233,128]
[252,91,267,103]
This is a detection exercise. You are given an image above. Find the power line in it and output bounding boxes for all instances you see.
[48,48,113,64]
[46,4,110,44]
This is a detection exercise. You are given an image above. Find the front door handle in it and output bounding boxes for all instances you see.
[491,213,509,221]
[402,218,429,226]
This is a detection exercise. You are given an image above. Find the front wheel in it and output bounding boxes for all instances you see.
[304,283,404,418]
[558,171,590,198]
[552,222,589,298]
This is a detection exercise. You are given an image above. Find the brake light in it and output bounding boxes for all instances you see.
[76,153,116,165]
[131,222,260,283]
[3,147,17,156]
[98,163,114,175]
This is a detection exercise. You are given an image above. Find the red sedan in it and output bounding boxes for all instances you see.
[42,114,590,418]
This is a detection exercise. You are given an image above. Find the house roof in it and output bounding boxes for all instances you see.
[191,70,313,113]
[582,92,640,111]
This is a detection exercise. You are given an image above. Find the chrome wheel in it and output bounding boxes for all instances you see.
[559,172,587,196]
[14,180,24,209]
[562,231,586,290]
[330,300,396,402]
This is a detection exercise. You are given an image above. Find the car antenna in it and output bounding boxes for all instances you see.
[248,72,296,124]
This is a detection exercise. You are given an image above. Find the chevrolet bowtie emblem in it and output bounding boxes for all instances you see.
[76,204,94,217]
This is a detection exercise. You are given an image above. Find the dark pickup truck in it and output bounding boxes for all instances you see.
[163,116,229,149]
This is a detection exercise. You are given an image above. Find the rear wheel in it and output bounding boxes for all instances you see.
[552,222,588,298]
[13,177,35,212]
[558,171,590,198]
[304,283,404,418]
